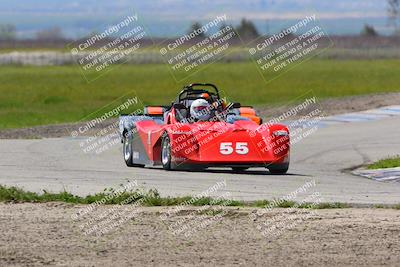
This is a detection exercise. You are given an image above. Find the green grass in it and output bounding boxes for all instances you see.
[0,184,387,209]
[367,156,400,169]
[0,47,71,53]
[0,184,244,206]
[1,59,400,128]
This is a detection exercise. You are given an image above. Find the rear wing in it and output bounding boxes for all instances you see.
[119,106,169,118]
[143,106,169,117]
[230,106,262,125]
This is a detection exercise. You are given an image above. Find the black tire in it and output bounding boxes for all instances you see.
[161,134,172,170]
[268,168,288,174]
[231,167,248,172]
[123,131,144,168]
[161,133,206,171]
[267,163,289,175]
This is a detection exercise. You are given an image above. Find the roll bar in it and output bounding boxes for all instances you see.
[177,83,220,102]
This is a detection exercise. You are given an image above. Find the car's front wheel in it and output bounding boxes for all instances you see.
[161,134,172,170]
[161,133,205,171]
[267,163,289,175]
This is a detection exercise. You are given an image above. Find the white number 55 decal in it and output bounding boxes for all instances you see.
[220,142,249,155]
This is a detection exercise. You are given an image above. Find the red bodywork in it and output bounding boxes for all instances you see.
[133,107,290,168]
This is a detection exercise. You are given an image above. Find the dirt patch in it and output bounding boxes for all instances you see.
[0,119,116,139]
[1,92,400,139]
[257,92,400,119]
[0,203,399,266]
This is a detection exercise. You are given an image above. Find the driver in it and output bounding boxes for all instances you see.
[190,99,213,121]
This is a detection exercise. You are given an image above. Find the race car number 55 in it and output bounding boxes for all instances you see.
[220,142,249,155]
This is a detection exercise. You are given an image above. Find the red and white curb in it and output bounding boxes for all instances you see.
[323,105,400,124]
[352,167,400,182]
[286,105,400,129]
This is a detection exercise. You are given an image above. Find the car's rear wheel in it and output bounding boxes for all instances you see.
[267,163,289,175]
[161,134,172,170]
[123,131,144,167]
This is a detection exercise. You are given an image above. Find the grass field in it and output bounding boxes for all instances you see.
[367,156,400,169]
[0,184,353,209]
[0,59,400,128]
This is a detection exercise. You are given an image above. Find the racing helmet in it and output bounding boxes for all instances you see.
[190,99,211,121]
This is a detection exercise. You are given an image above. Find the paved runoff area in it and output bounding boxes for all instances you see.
[1,108,400,205]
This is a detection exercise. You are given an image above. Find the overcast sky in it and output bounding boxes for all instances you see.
[0,0,386,19]
[0,0,392,37]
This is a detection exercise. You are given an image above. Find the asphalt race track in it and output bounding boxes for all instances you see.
[1,115,400,205]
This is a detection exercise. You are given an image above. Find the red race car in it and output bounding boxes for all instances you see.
[119,83,290,174]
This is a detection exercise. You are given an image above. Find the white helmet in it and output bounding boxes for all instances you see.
[190,99,211,121]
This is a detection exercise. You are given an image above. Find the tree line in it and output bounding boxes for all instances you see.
[1,1,399,41]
